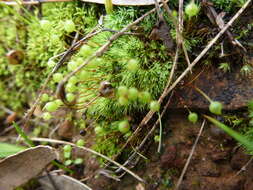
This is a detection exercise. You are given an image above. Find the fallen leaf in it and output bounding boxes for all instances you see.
[0,145,57,190]
[38,174,92,190]
[149,15,174,51]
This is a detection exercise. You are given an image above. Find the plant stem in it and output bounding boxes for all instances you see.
[157,112,162,153]
[105,0,113,14]
[194,86,212,103]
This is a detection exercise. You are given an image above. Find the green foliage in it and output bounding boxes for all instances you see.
[13,122,34,147]
[0,142,26,158]
[204,115,253,153]
[211,0,246,12]
[219,63,230,73]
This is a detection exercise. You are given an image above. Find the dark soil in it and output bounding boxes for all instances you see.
[83,112,253,190]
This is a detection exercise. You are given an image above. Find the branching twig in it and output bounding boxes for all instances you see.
[174,120,206,190]
[161,0,191,71]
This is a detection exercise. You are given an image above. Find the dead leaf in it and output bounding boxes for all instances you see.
[149,15,174,51]
[0,145,57,190]
[58,120,74,139]
[215,12,226,28]
[38,174,92,190]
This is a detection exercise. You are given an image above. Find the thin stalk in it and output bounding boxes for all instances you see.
[194,86,212,103]
[157,112,162,153]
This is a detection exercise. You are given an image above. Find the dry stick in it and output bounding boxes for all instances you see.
[178,0,184,40]
[22,28,101,130]
[177,0,192,70]
[228,156,253,181]
[30,137,145,183]
[161,0,191,72]
[174,120,206,190]
[120,0,252,156]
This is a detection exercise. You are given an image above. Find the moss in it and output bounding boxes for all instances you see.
[0,0,247,160]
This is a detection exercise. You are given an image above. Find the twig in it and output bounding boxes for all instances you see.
[174,120,206,190]
[228,156,253,180]
[0,105,14,115]
[202,0,247,52]
[167,46,179,87]
[161,0,191,71]
[178,0,184,42]
[30,137,146,183]
[157,112,162,153]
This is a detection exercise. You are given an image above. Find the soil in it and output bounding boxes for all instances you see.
[82,112,253,190]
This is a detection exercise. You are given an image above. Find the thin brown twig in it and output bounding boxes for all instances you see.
[178,0,184,43]
[174,120,206,190]
[161,0,191,70]
[30,137,145,183]
[228,156,253,180]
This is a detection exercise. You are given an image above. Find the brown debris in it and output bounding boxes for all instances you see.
[57,120,74,139]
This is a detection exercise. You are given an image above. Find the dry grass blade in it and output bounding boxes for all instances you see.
[174,120,206,190]
[30,137,145,183]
